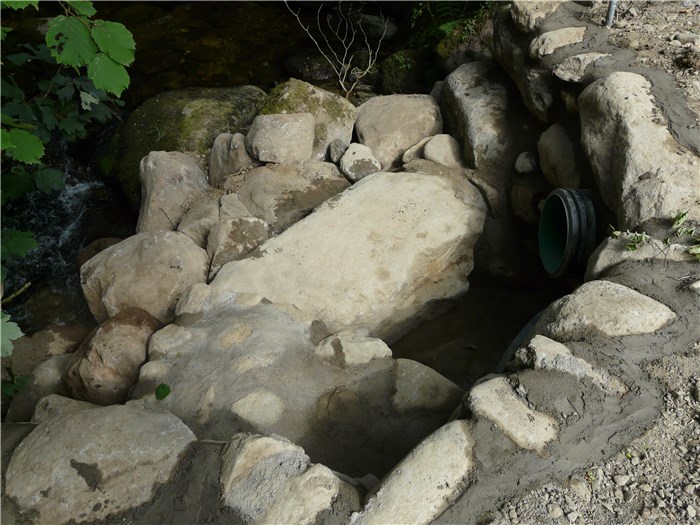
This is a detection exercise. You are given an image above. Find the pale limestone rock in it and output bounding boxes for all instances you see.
[219,433,311,519]
[136,151,209,233]
[80,231,209,324]
[62,308,163,405]
[235,161,349,233]
[529,27,587,59]
[468,376,559,452]
[314,332,392,368]
[340,143,382,182]
[5,404,196,525]
[176,193,221,248]
[553,52,612,83]
[579,72,700,229]
[401,137,431,164]
[514,151,538,174]
[423,134,465,168]
[245,113,315,164]
[534,280,677,341]
[355,95,442,168]
[537,123,585,188]
[392,359,464,413]
[31,394,99,424]
[511,1,564,33]
[5,354,72,422]
[585,237,696,281]
[351,420,475,525]
[516,335,628,396]
[229,389,286,428]
[259,79,356,161]
[209,132,256,187]
[208,172,486,341]
[207,216,269,279]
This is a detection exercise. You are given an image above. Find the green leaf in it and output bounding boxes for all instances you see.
[6,53,32,65]
[87,53,129,97]
[1,312,23,358]
[5,128,44,163]
[66,0,96,17]
[672,211,688,230]
[38,105,59,130]
[1,128,15,150]
[1,77,25,101]
[1,230,38,261]
[57,83,76,102]
[58,110,85,137]
[79,90,99,110]
[90,20,135,66]
[45,15,98,68]
[33,167,65,193]
[155,383,171,400]
[1,167,34,202]
[1,1,38,10]
[1,27,12,41]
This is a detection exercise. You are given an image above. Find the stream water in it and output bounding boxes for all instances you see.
[3,1,573,391]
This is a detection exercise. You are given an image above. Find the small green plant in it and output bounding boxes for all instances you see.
[155,383,171,400]
[609,226,650,251]
[1,367,31,397]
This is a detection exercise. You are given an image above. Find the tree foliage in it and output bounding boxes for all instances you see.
[0,0,134,356]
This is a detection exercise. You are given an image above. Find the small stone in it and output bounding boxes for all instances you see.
[631,456,640,466]
[640,483,653,492]
[567,511,580,523]
[688,505,697,518]
[685,484,697,495]
[514,151,538,174]
[548,504,564,518]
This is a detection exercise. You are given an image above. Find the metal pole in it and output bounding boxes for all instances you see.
[605,0,618,28]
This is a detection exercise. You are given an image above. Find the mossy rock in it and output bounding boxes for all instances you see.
[108,86,267,210]
[259,78,356,161]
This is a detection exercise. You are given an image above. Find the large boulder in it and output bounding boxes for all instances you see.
[80,231,209,324]
[206,171,487,341]
[5,404,196,525]
[259,78,357,161]
[63,308,163,405]
[136,151,209,233]
[132,300,463,477]
[579,72,700,229]
[231,161,350,233]
[105,86,266,209]
[245,113,315,164]
[355,95,443,169]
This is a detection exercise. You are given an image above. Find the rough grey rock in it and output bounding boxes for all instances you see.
[5,404,196,525]
[207,216,269,279]
[515,335,628,396]
[350,420,475,525]
[553,52,612,83]
[80,231,209,324]
[533,280,677,341]
[5,354,73,422]
[494,9,554,121]
[234,161,350,233]
[132,300,464,477]
[401,137,432,164]
[585,237,696,281]
[355,95,442,168]
[245,113,315,164]
[62,308,164,405]
[108,85,266,210]
[514,151,539,174]
[329,139,349,164]
[313,332,392,368]
[510,174,551,224]
[579,72,700,229]
[31,394,99,424]
[339,143,382,182]
[529,27,587,59]
[537,123,585,188]
[220,433,361,525]
[176,192,221,248]
[423,134,465,168]
[209,132,257,187]
[468,376,559,451]
[207,172,486,341]
[136,151,209,234]
[259,78,356,161]
[511,1,565,33]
